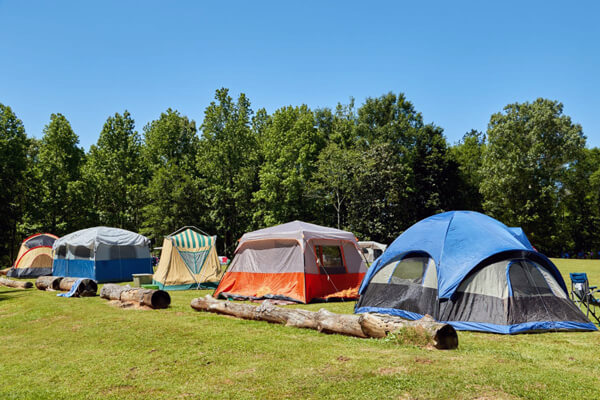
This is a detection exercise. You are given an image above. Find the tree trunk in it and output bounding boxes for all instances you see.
[100,284,170,309]
[35,276,63,291]
[190,295,458,349]
[0,277,33,289]
[58,278,98,297]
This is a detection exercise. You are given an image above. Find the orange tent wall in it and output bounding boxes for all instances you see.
[215,271,366,303]
[304,272,365,301]
[215,271,306,302]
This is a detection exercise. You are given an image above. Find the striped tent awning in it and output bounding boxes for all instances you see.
[170,229,214,249]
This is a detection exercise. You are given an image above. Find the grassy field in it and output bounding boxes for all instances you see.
[1,259,600,400]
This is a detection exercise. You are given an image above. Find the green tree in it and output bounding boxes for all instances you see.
[308,143,360,229]
[480,98,585,253]
[28,113,86,235]
[18,138,42,234]
[84,111,146,230]
[141,164,205,243]
[450,129,486,211]
[314,100,357,150]
[0,104,29,263]
[142,108,199,173]
[252,105,326,227]
[560,147,600,254]
[354,92,459,229]
[355,92,423,148]
[141,109,201,242]
[198,88,259,255]
[347,143,411,243]
[407,124,461,220]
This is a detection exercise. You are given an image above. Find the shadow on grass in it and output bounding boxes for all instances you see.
[0,288,31,302]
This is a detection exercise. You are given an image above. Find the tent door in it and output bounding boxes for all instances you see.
[507,260,557,325]
[177,248,211,287]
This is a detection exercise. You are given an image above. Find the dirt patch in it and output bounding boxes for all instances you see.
[471,387,517,400]
[105,384,135,395]
[177,393,201,398]
[525,382,547,390]
[125,366,138,379]
[234,368,256,376]
[413,357,433,364]
[377,366,408,375]
[107,299,153,310]
[336,355,350,362]
[473,393,514,400]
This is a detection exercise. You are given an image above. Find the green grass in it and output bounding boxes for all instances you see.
[1,259,600,399]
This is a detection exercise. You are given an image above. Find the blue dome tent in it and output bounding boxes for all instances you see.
[52,227,153,283]
[356,211,596,334]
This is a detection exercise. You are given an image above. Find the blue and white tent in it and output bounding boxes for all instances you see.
[356,211,597,334]
[52,227,153,283]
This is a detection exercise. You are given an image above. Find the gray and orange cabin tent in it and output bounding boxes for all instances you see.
[7,233,58,278]
[214,221,367,303]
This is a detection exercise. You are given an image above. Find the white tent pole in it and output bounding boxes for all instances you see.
[168,226,210,237]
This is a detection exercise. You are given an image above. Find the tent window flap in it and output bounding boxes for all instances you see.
[315,245,346,274]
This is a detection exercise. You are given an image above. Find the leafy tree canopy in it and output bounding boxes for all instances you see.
[480,98,586,252]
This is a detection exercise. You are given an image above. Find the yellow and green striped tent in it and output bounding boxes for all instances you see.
[153,228,224,290]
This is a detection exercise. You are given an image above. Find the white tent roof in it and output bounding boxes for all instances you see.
[53,226,150,250]
[240,221,357,243]
[358,241,387,250]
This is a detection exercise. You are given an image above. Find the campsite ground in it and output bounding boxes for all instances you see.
[1,259,599,400]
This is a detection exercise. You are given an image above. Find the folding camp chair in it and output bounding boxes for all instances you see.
[569,273,600,324]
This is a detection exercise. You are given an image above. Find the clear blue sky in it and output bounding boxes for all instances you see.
[1,1,599,149]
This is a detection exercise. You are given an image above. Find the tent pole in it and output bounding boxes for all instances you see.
[168,226,210,237]
[160,237,174,288]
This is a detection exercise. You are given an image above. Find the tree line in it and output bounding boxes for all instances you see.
[0,89,597,264]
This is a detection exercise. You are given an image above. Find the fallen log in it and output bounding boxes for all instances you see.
[190,295,458,349]
[35,276,63,291]
[0,277,33,289]
[192,296,366,337]
[358,313,459,350]
[315,308,367,338]
[58,278,98,297]
[99,283,128,301]
[100,284,171,309]
[255,301,318,329]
